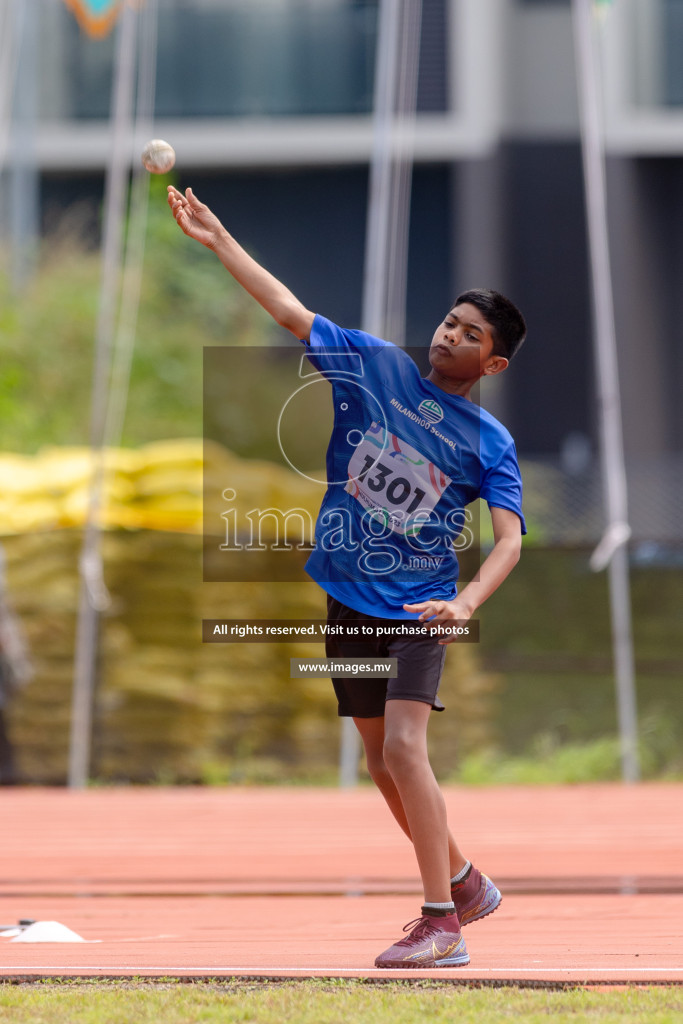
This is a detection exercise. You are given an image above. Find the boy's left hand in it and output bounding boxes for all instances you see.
[403,598,474,645]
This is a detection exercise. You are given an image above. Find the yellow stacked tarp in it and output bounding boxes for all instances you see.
[0,440,497,784]
[0,440,324,536]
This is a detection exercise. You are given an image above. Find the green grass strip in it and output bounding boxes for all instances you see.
[1,980,683,1024]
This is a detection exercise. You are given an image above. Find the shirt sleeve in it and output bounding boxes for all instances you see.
[301,314,390,379]
[480,442,527,535]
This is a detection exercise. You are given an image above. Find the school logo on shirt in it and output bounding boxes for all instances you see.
[417,399,444,424]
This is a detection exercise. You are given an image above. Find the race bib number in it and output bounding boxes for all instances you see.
[345,422,452,536]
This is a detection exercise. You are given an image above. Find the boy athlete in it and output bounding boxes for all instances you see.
[168,185,526,969]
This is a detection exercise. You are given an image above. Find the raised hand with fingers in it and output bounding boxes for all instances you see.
[167,186,224,251]
[164,184,314,339]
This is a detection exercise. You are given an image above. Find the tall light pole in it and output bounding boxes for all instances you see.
[572,0,639,782]
[69,3,139,788]
[340,0,423,786]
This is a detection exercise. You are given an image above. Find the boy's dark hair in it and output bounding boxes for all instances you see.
[454,288,526,361]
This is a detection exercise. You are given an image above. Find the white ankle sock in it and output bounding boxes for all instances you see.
[450,861,472,885]
[423,901,455,911]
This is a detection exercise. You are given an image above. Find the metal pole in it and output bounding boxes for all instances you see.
[8,0,38,288]
[361,0,421,344]
[0,0,20,238]
[104,0,159,449]
[340,0,422,786]
[384,0,422,347]
[361,0,402,340]
[341,0,400,789]
[69,4,138,788]
[572,0,639,781]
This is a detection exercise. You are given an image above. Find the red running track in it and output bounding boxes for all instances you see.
[1,785,682,984]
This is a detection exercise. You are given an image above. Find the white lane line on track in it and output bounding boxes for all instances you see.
[2,966,683,974]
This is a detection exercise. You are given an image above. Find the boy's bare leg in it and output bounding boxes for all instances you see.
[354,714,468,879]
[354,704,467,903]
[382,700,450,903]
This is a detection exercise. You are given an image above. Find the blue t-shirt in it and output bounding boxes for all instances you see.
[300,314,526,618]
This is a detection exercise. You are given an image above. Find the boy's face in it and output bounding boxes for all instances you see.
[428,303,508,386]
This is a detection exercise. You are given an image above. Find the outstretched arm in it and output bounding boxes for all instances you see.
[167,185,315,340]
[404,506,522,645]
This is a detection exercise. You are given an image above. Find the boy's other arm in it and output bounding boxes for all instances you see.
[404,506,522,645]
[167,186,315,341]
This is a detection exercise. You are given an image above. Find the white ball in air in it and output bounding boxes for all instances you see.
[141,139,176,174]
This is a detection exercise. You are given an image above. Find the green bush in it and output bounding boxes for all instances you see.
[0,177,276,453]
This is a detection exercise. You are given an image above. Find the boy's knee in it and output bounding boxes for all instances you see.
[383,731,424,775]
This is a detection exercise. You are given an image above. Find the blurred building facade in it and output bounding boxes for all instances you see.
[3,0,683,541]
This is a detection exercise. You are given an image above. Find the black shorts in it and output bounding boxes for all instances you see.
[325,595,446,718]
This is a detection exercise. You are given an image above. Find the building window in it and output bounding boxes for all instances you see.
[38,0,450,121]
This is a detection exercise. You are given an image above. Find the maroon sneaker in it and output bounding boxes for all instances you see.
[451,867,502,926]
[375,910,470,968]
